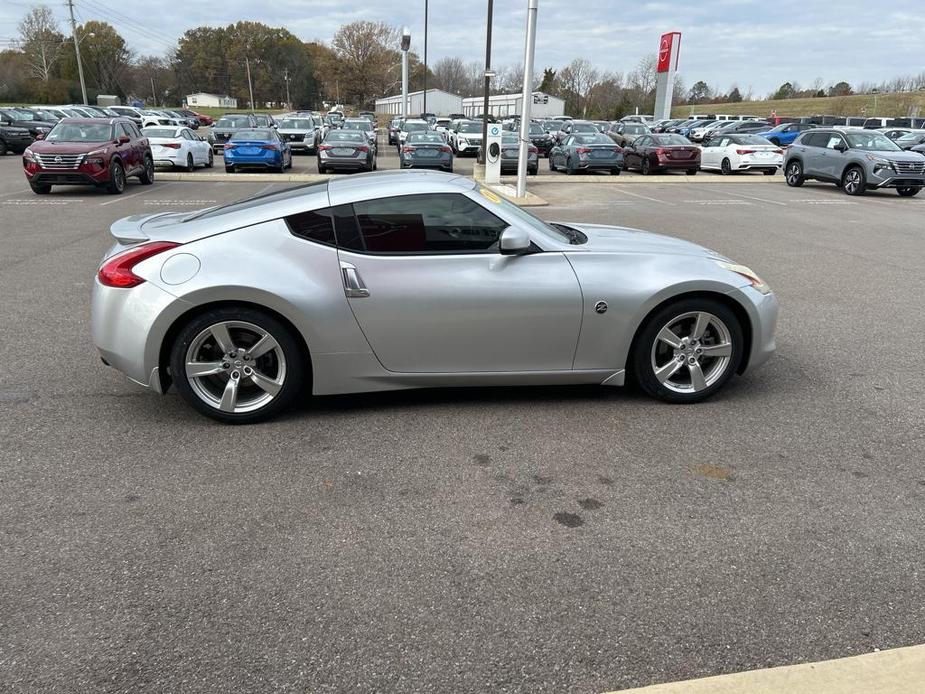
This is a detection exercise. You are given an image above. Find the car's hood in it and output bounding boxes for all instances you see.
[28,140,110,154]
[561,222,729,259]
[277,128,312,135]
[878,150,925,162]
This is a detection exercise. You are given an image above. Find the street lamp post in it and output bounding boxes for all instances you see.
[422,0,428,115]
[66,0,88,105]
[479,0,494,165]
[401,28,411,119]
[245,57,255,111]
[516,0,539,198]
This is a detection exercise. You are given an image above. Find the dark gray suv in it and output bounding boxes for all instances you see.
[784,128,925,196]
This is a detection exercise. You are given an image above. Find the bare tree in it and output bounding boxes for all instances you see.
[17,5,65,82]
[431,56,468,95]
[558,58,599,117]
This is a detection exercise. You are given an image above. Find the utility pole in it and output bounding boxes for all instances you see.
[150,76,156,106]
[245,56,255,111]
[479,0,494,164]
[66,0,88,106]
[400,28,411,119]
[284,67,291,109]
[422,0,428,115]
[516,0,539,198]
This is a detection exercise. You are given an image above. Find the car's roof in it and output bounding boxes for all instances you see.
[328,170,475,200]
[57,117,127,125]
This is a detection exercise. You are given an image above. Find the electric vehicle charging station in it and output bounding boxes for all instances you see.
[483,122,502,184]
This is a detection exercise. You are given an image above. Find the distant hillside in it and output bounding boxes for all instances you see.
[672,91,925,119]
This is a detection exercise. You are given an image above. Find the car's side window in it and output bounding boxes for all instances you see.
[824,135,844,150]
[338,194,508,255]
[285,207,337,247]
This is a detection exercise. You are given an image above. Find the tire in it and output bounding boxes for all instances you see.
[769,138,781,146]
[686,169,698,176]
[565,157,575,175]
[631,297,744,404]
[611,167,621,176]
[138,155,155,185]
[528,166,537,176]
[169,307,306,424]
[763,168,777,176]
[185,153,194,172]
[897,186,921,197]
[720,158,732,175]
[225,166,234,174]
[106,159,126,194]
[30,181,51,194]
[549,157,557,172]
[0,139,7,156]
[785,160,804,187]
[641,158,652,175]
[841,166,866,196]
[206,150,214,168]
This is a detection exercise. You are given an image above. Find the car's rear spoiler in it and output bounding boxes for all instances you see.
[108,213,164,244]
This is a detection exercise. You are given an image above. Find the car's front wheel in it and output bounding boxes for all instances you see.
[897,186,921,197]
[842,166,866,196]
[106,159,126,194]
[30,181,51,194]
[170,307,306,424]
[632,298,743,404]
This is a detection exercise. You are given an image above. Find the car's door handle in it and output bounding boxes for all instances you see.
[340,261,370,298]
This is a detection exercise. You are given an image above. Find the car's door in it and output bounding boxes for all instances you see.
[115,122,138,171]
[798,132,827,177]
[699,137,718,168]
[819,132,848,181]
[329,192,583,373]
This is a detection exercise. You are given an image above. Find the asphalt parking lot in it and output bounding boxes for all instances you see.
[1,152,924,693]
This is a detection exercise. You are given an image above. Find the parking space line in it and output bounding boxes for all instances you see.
[610,187,675,205]
[702,187,787,206]
[99,183,171,207]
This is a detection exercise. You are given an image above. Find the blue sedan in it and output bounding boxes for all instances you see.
[223,128,292,173]
[756,123,817,147]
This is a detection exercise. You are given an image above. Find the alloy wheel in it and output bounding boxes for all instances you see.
[184,320,287,414]
[843,168,863,195]
[786,162,803,186]
[650,311,733,394]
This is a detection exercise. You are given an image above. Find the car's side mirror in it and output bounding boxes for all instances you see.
[500,227,532,255]
[834,142,848,152]
[118,135,131,144]
[34,132,45,140]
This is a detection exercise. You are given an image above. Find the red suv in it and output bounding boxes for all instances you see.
[23,117,154,195]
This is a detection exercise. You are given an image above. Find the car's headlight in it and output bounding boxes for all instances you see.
[866,155,894,170]
[23,148,35,161]
[717,262,772,294]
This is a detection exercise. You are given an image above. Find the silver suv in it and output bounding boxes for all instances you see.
[784,128,925,196]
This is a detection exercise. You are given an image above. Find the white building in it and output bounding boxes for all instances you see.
[185,93,238,109]
[374,89,464,117]
[461,91,565,119]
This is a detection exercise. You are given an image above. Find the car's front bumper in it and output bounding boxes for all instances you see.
[4,134,34,151]
[729,285,778,373]
[867,166,925,188]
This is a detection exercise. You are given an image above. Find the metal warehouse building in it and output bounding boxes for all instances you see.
[375,89,464,116]
[461,91,564,119]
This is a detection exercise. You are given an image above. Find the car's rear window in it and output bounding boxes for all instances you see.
[231,129,273,141]
[142,128,179,138]
[280,119,313,129]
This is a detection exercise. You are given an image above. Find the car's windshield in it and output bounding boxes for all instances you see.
[402,122,429,132]
[571,123,599,133]
[897,133,925,144]
[253,115,271,126]
[481,188,581,245]
[142,128,179,138]
[733,135,775,146]
[574,134,614,145]
[46,122,114,142]
[3,108,32,120]
[652,134,691,146]
[845,132,901,151]
[325,131,364,142]
[626,124,648,134]
[230,129,272,141]
[280,119,313,130]
[408,133,444,144]
[344,119,372,130]
[529,124,545,135]
[501,133,519,144]
[457,122,482,133]
[217,116,251,128]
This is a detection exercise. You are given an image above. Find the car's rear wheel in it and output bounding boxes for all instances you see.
[565,157,575,175]
[30,181,51,194]
[632,298,744,404]
[897,186,921,197]
[170,308,305,424]
[0,139,7,156]
[686,169,698,176]
[206,150,214,168]
[225,165,234,174]
[106,159,126,194]
[185,153,194,172]
[549,156,557,172]
[842,166,866,196]
[641,158,652,175]
[139,155,155,185]
[611,167,621,176]
[721,158,732,175]
[768,138,781,146]
[764,168,777,175]
[785,160,804,187]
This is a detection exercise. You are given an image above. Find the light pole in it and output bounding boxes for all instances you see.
[245,57,255,111]
[479,0,494,165]
[516,0,539,198]
[66,0,88,105]
[401,28,411,119]
[422,0,428,115]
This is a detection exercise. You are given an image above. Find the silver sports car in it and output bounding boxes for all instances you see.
[91,171,778,423]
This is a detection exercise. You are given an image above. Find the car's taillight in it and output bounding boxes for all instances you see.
[576,147,592,154]
[529,145,538,154]
[355,145,369,153]
[318,145,333,151]
[774,148,784,154]
[162,143,181,149]
[736,149,756,155]
[402,146,415,153]
[655,148,667,156]
[98,241,180,288]
[260,144,279,151]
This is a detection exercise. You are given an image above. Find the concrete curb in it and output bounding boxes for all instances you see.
[483,183,548,207]
[603,644,925,694]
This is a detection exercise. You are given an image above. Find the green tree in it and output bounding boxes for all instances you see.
[17,5,66,83]
[772,82,796,100]
[59,21,131,97]
[727,86,742,103]
[828,81,852,97]
[538,67,557,94]
[687,80,711,104]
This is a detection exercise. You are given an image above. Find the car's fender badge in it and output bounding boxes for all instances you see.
[594,301,608,314]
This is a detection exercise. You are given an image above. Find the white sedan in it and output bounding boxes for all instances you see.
[700,134,783,175]
[142,126,213,171]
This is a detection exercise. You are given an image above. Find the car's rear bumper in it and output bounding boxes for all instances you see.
[573,156,623,170]
[322,159,370,170]
[225,152,283,168]
[655,159,700,170]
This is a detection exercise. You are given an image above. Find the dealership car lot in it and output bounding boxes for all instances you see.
[1,155,924,693]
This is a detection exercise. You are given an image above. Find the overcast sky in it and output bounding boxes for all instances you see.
[2,1,924,95]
